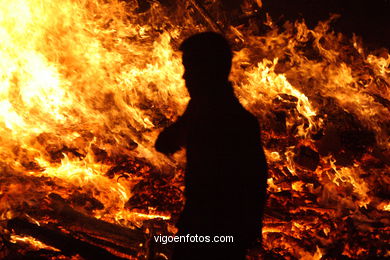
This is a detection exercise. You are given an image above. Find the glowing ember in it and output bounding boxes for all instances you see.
[0,0,389,259]
[10,234,60,252]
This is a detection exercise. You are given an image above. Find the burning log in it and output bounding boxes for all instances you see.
[7,193,148,259]
[7,218,128,260]
[45,193,146,251]
[187,0,224,33]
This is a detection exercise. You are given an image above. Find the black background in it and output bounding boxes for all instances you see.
[262,0,390,49]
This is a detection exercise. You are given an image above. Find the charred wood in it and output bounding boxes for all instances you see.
[188,0,224,33]
[293,145,320,171]
[44,193,146,250]
[7,218,128,260]
[74,231,139,258]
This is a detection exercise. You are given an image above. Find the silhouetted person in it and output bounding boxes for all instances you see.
[155,32,268,260]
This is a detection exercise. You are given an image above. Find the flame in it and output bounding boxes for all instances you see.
[10,234,60,252]
[0,0,389,259]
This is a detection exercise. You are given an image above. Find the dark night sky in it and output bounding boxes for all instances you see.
[262,0,390,49]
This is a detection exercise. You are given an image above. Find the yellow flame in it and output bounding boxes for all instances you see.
[10,234,60,251]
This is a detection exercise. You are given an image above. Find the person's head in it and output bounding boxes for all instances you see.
[179,32,233,98]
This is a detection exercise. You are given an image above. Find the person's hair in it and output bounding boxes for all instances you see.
[179,32,232,79]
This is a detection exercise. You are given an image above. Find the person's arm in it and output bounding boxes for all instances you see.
[155,101,195,155]
[155,117,187,155]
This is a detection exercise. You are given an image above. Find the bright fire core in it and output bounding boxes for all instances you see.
[0,0,389,259]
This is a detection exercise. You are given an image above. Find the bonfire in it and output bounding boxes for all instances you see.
[0,0,388,259]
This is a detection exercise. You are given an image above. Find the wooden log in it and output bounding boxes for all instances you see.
[45,193,146,251]
[187,0,246,43]
[74,231,140,258]
[7,218,128,260]
[188,0,224,33]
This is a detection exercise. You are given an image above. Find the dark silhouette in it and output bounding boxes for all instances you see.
[155,32,268,260]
